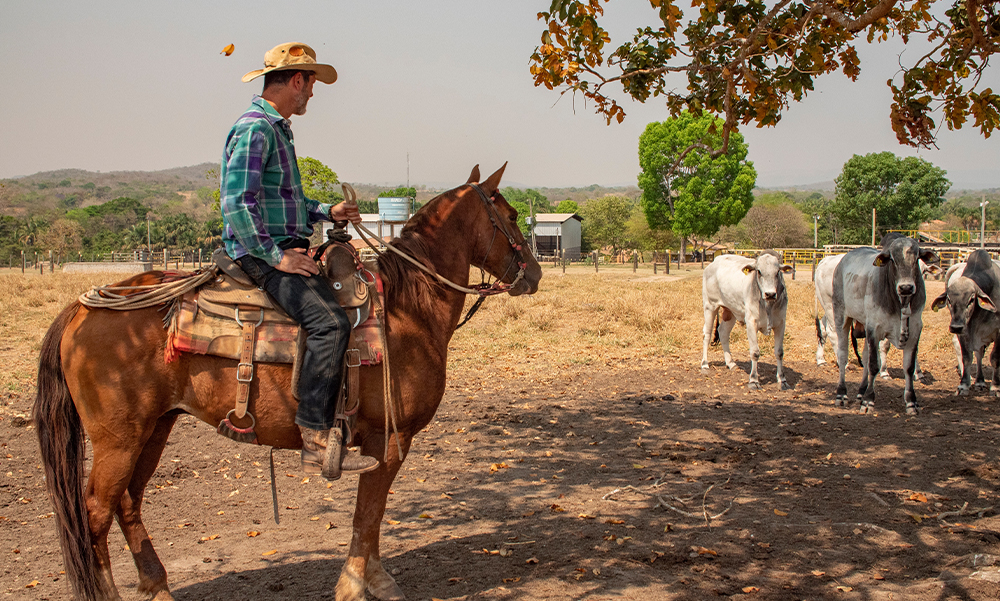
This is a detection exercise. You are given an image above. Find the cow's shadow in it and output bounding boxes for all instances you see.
[707,360,805,389]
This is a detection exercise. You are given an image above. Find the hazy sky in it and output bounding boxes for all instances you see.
[2,1,996,189]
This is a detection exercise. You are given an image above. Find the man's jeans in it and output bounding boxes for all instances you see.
[236,254,350,431]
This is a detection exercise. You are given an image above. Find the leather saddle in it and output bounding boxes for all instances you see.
[166,243,384,444]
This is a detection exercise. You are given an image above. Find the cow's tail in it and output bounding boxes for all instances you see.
[33,302,107,601]
[850,323,864,366]
[815,316,825,345]
[710,310,721,346]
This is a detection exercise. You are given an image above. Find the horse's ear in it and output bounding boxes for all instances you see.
[481,162,508,195]
[466,165,481,184]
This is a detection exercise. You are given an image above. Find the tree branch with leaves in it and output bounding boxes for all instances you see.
[530,0,999,165]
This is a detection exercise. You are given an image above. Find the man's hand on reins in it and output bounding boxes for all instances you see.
[330,201,362,225]
[276,247,320,276]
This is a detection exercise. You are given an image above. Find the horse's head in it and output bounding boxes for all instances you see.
[463,163,542,296]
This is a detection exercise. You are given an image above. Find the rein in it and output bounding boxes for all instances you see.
[347,183,528,326]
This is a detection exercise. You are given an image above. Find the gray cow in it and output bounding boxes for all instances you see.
[702,251,793,390]
[833,236,936,414]
[930,249,1000,396]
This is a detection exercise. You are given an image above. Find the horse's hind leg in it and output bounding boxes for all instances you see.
[116,414,178,600]
[85,437,149,600]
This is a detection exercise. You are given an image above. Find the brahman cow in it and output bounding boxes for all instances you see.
[832,236,936,414]
[930,250,1000,395]
[702,251,793,390]
[816,251,936,381]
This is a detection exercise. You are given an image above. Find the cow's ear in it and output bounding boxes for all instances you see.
[924,264,941,275]
[742,264,755,275]
[873,251,891,267]
[919,249,938,264]
[931,293,948,312]
[977,292,998,313]
[780,264,793,273]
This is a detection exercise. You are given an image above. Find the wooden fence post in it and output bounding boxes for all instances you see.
[633,251,638,273]
[666,249,670,275]
[21,251,24,274]
[49,250,54,273]
[594,251,599,273]
[562,249,566,274]
[812,251,818,282]
[163,249,168,269]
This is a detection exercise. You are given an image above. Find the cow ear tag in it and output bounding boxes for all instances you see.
[742,264,755,275]
[977,294,998,313]
[780,264,793,273]
[873,255,889,266]
[931,294,948,312]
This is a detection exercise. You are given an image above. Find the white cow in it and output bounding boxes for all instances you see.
[702,251,793,390]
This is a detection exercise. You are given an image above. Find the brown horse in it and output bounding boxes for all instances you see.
[34,164,542,601]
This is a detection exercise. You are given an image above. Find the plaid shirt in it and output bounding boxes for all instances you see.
[220,96,331,266]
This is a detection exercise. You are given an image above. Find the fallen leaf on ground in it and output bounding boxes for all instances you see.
[490,463,509,473]
[837,585,853,592]
[503,577,521,583]
[200,534,220,541]
[774,509,788,516]
[386,519,400,525]
[909,492,928,503]
[25,580,39,588]
[604,518,625,524]
[742,586,759,593]
[418,513,432,519]
[526,557,539,564]
[811,570,825,577]
[578,513,596,519]
[550,504,565,512]
[326,522,336,530]
[693,546,717,556]
[262,550,277,556]
[633,464,645,469]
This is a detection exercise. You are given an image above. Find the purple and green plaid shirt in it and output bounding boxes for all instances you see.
[220,96,332,266]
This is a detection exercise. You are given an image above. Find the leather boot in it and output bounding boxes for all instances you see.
[299,426,379,481]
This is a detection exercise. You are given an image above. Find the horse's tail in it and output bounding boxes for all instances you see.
[33,302,107,600]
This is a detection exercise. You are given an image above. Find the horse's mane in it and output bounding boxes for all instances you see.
[376,189,456,316]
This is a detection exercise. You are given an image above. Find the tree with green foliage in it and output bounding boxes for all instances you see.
[581,194,635,257]
[555,199,579,213]
[624,203,676,251]
[507,200,533,236]
[831,152,951,244]
[728,194,812,249]
[298,156,343,204]
[502,188,550,213]
[530,0,1000,163]
[638,112,756,259]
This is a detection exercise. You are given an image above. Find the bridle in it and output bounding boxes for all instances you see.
[344,183,530,327]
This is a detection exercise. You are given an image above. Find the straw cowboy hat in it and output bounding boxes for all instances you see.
[242,42,337,84]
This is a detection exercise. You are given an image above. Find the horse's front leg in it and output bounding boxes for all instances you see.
[336,431,413,601]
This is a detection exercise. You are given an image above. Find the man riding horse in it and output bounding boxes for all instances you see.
[221,42,379,478]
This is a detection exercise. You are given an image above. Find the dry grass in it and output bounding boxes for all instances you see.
[0,263,958,407]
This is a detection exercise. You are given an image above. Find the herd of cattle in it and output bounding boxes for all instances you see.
[701,234,1000,415]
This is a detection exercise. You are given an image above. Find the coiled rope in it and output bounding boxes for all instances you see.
[78,268,218,310]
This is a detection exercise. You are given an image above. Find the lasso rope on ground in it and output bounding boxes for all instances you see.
[78,268,218,310]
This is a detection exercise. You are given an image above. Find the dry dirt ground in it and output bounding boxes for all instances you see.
[2,264,1000,601]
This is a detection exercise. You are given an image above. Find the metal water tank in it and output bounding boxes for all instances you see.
[378,197,410,223]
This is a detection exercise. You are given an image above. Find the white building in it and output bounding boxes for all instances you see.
[533,213,583,259]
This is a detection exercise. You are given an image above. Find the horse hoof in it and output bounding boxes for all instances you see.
[335,569,367,601]
[366,560,406,601]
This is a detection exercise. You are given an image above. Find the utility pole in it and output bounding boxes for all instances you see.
[147,218,152,260]
[528,196,537,255]
[871,208,876,246]
[981,196,989,248]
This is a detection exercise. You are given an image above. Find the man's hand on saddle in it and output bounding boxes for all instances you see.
[330,201,362,226]
[276,247,320,276]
